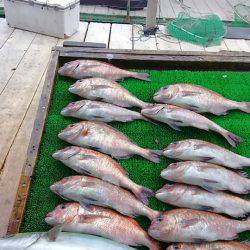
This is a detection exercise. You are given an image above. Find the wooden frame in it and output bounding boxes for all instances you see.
[7,47,250,234]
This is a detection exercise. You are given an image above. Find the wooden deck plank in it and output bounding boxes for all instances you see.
[169,0,183,17]
[57,22,88,46]
[109,23,133,50]
[224,39,250,52]
[0,29,36,95]
[180,41,205,52]
[80,5,96,14]
[159,0,175,19]
[0,34,58,173]
[85,22,111,47]
[0,68,46,237]
[205,40,229,52]
[0,19,14,49]
[191,0,213,15]
[156,24,181,51]
[214,0,233,20]
[205,0,227,20]
[133,24,157,50]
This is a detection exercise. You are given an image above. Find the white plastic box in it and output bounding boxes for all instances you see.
[4,0,80,38]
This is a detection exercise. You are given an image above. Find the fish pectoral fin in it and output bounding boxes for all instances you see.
[186,104,200,112]
[198,156,214,162]
[91,85,114,90]
[78,214,111,223]
[180,218,199,228]
[198,205,215,212]
[192,238,206,244]
[201,179,218,193]
[168,123,182,131]
[79,154,97,161]
[45,225,63,242]
[182,91,203,97]
[237,170,248,178]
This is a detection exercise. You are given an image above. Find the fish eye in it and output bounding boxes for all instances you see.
[61,204,66,209]
[173,244,180,250]
[157,214,164,222]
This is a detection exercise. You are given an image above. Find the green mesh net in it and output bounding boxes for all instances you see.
[233,3,250,27]
[168,12,226,47]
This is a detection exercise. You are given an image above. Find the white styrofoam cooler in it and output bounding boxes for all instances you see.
[4,0,80,38]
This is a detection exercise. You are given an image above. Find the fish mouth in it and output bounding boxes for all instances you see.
[52,147,81,161]
[69,81,82,93]
[58,66,64,75]
[45,214,56,225]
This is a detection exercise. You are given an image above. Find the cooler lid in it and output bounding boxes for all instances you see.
[15,0,80,9]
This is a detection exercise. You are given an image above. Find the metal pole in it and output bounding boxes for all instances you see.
[127,0,131,17]
[145,0,158,31]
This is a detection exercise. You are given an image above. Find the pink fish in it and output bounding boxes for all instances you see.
[68,78,149,108]
[161,161,250,194]
[148,208,250,242]
[163,139,250,169]
[46,203,160,250]
[52,146,154,204]
[156,183,250,217]
[58,60,150,81]
[167,241,250,250]
[154,83,250,115]
[141,104,242,147]
[58,121,162,163]
[50,176,160,220]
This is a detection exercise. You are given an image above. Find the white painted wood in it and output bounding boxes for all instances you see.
[57,22,88,46]
[159,0,175,19]
[85,22,111,46]
[109,23,133,50]
[0,34,58,172]
[0,29,36,94]
[133,24,157,50]
[0,66,46,237]
[191,0,213,15]
[80,5,96,14]
[169,0,183,17]
[205,40,228,52]
[224,39,250,52]
[214,0,234,20]
[156,24,181,51]
[205,0,227,20]
[180,41,205,51]
[107,7,123,16]
[0,18,14,49]
[93,5,111,15]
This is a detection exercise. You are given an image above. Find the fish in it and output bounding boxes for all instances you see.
[68,78,149,108]
[45,202,160,250]
[50,176,160,220]
[141,104,242,147]
[156,183,250,217]
[153,83,250,115]
[58,121,161,163]
[58,60,151,81]
[0,227,135,250]
[163,139,250,169]
[52,146,154,204]
[61,100,151,123]
[167,241,250,250]
[161,161,250,194]
[148,208,250,243]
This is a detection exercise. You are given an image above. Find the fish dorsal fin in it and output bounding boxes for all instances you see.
[45,225,63,242]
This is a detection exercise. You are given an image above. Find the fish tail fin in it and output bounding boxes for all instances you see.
[219,128,243,147]
[148,239,162,250]
[239,217,250,232]
[134,186,155,205]
[131,72,151,82]
[237,102,250,114]
[148,210,162,221]
[141,115,158,125]
[140,149,162,163]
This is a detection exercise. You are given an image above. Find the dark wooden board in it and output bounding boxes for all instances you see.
[7,47,250,234]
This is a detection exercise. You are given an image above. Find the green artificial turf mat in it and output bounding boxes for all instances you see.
[21,69,250,248]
